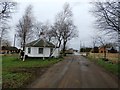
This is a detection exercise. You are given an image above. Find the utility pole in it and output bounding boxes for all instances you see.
[13,34,16,47]
[84,42,86,52]
[80,40,82,53]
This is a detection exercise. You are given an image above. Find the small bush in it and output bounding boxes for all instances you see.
[101,58,109,61]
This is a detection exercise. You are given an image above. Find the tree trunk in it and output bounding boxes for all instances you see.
[103,46,106,59]
[22,33,26,61]
[58,40,61,48]
[63,41,67,56]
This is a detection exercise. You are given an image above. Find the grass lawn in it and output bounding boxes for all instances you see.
[87,54,120,76]
[0,56,2,89]
[2,54,62,88]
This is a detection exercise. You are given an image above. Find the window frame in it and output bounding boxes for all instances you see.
[38,48,43,54]
[28,47,31,54]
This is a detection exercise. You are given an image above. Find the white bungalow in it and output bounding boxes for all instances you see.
[25,39,59,58]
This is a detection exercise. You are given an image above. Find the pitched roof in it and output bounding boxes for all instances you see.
[26,39,55,48]
[1,46,18,51]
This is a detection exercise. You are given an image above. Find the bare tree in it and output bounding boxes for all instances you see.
[91,1,119,33]
[52,3,77,56]
[1,39,11,46]
[91,1,120,60]
[0,1,16,46]
[34,22,43,39]
[61,3,77,56]
[16,5,34,61]
[47,29,54,42]
[34,21,51,41]
[62,20,77,56]
[0,23,11,47]
[97,36,107,59]
[51,3,73,49]
[51,22,63,48]
[0,1,16,20]
[0,23,10,40]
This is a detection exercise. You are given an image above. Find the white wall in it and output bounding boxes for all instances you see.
[25,47,60,58]
[25,47,50,57]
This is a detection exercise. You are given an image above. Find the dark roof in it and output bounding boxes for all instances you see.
[1,46,18,51]
[26,39,55,48]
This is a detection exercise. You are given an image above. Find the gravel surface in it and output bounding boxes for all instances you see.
[27,55,118,88]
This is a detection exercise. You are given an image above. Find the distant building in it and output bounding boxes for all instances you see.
[91,47,99,53]
[99,47,106,53]
[65,49,74,54]
[0,46,18,54]
[80,47,92,52]
[99,45,117,53]
[107,47,117,53]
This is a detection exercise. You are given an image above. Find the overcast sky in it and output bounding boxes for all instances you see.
[9,0,96,50]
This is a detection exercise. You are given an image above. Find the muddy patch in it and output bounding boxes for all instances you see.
[10,67,47,74]
[3,67,48,88]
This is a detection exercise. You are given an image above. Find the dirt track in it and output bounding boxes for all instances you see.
[27,55,118,88]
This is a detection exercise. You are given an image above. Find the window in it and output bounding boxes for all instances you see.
[38,48,43,54]
[50,48,53,54]
[28,47,31,54]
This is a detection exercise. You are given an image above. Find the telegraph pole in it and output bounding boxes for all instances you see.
[80,40,82,53]
[13,34,16,47]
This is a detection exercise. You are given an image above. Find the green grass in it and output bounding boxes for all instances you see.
[3,56,61,68]
[87,55,119,76]
[3,72,31,88]
[2,55,62,88]
[96,59,119,75]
